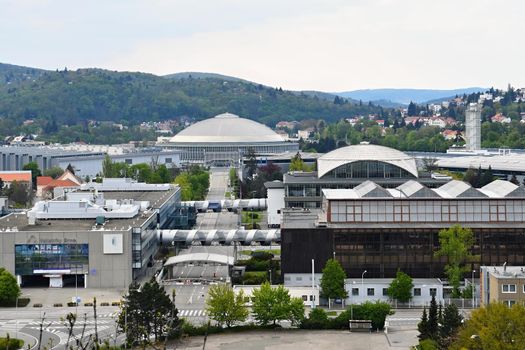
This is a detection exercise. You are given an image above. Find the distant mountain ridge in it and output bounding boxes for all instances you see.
[335,87,487,105]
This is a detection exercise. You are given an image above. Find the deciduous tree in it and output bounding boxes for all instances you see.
[206,284,248,328]
[387,270,413,303]
[0,268,20,306]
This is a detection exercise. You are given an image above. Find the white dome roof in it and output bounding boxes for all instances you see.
[318,144,418,178]
[170,113,285,143]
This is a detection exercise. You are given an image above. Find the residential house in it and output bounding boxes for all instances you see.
[480,265,525,307]
[491,113,511,124]
[0,171,32,188]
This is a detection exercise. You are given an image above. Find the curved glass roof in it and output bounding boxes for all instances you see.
[317,144,418,178]
[170,113,285,143]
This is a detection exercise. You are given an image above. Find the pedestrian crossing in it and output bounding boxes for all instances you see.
[178,309,206,317]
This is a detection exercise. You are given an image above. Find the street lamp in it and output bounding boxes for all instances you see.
[268,269,272,284]
[361,270,367,286]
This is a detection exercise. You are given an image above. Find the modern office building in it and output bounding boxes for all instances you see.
[480,265,525,307]
[0,178,180,288]
[281,179,525,281]
[0,145,181,178]
[161,113,298,166]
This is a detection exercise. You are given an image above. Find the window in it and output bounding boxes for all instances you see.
[296,276,303,281]
[383,288,389,296]
[367,288,375,296]
[309,295,315,301]
[429,288,437,297]
[125,158,133,164]
[165,158,172,163]
[277,210,281,214]
[352,288,359,296]
[502,284,516,293]
[505,300,516,307]
[413,288,421,296]
[302,295,308,301]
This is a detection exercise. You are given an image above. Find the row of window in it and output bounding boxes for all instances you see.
[351,287,437,297]
[501,284,525,293]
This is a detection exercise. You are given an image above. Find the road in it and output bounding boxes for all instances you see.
[196,167,239,230]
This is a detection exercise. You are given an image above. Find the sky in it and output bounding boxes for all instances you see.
[1,0,523,92]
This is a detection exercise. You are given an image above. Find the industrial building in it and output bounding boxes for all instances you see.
[0,145,181,178]
[160,113,298,166]
[281,178,525,281]
[265,144,448,226]
[0,178,180,288]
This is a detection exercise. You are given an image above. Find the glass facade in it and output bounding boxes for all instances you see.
[15,244,89,275]
[323,161,416,179]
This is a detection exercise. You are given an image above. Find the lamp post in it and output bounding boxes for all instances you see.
[361,270,367,286]
[472,270,476,308]
[332,251,336,260]
[268,269,272,284]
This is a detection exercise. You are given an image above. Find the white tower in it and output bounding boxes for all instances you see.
[465,103,481,151]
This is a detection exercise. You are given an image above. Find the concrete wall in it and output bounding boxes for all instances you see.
[0,229,133,289]
[267,187,285,227]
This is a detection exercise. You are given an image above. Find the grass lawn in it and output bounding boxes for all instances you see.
[239,249,281,256]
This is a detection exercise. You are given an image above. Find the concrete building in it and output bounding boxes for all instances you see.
[480,265,525,307]
[0,178,180,288]
[233,284,320,307]
[281,179,525,280]
[345,278,444,306]
[0,145,181,178]
[465,103,481,151]
[161,113,298,166]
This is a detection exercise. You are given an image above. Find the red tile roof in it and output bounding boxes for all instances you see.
[43,179,79,190]
[0,171,32,182]
[37,176,54,186]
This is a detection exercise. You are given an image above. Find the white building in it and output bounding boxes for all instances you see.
[233,284,320,306]
[345,278,444,306]
[266,180,285,227]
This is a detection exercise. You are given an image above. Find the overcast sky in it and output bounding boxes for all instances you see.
[1,0,523,91]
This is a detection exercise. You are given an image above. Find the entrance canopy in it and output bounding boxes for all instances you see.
[164,253,235,267]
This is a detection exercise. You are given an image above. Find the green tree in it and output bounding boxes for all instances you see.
[320,258,347,305]
[289,152,305,171]
[206,284,248,328]
[102,154,114,178]
[435,225,478,297]
[439,304,463,348]
[118,280,179,347]
[427,295,439,340]
[450,303,525,350]
[301,308,329,329]
[5,181,31,207]
[387,270,414,303]
[418,307,430,340]
[43,166,64,179]
[0,268,20,306]
[22,161,41,188]
[252,282,304,326]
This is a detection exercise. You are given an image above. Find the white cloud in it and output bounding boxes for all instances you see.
[1,0,524,90]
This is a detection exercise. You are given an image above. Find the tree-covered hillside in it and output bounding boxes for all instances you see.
[0,63,381,130]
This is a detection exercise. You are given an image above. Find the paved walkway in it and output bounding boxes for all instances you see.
[175,329,416,350]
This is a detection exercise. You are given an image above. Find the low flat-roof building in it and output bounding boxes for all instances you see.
[480,265,525,307]
[0,178,180,288]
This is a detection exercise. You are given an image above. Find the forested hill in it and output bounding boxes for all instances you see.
[0,63,382,128]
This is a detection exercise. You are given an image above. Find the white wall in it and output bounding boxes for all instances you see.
[345,279,444,306]
[267,187,285,227]
[233,284,320,306]
[284,273,323,287]
[58,152,181,178]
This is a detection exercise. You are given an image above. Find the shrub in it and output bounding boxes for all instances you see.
[67,302,78,307]
[301,308,329,329]
[100,302,110,306]
[53,303,63,307]
[84,302,94,307]
[417,339,438,350]
[111,301,121,306]
[251,251,274,261]
[331,302,393,330]
[33,303,43,308]
[242,271,268,285]
[0,337,24,350]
